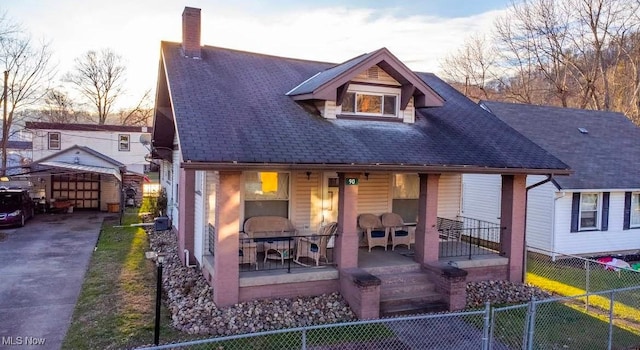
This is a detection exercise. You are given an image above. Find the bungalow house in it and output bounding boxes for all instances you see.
[24,122,152,211]
[462,101,640,258]
[151,7,570,318]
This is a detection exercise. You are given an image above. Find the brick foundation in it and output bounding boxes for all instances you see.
[424,263,467,311]
[339,268,381,319]
[239,279,339,302]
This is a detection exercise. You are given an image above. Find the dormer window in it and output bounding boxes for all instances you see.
[340,85,400,118]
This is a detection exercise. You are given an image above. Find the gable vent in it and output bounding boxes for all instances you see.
[367,66,379,79]
[578,127,589,134]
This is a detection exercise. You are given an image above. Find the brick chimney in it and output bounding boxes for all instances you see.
[182,7,201,58]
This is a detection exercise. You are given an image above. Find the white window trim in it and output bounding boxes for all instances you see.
[118,134,130,151]
[578,192,601,231]
[48,132,61,150]
[340,84,400,118]
[631,192,640,229]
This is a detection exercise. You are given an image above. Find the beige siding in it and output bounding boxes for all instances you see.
[358,173,391,215]
[318,101,337,119]
[291,171,321,232]
[437,174,461,219]
[204,171,219,254]
[99,177,119,211]
[352,66,400,86]
[401,97,415,123]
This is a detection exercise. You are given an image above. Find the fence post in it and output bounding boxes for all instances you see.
[608,290,614,350]
[525,299,537,350]
[585,260,590,311]
[482,302,491,350]
[302,328,307,350]
[488,305,497,350]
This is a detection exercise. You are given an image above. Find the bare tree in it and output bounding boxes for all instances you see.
[43,88,76,123]
[0,34,54,175]
[65,49,126,124]
[117,89,153,126]
[440,35,498,101]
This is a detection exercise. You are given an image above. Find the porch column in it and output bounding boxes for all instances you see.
[213,171,241,307]
[415,173,440,265]
[178,168,196,266]
[335,172,360,270]
[500,174,527,282]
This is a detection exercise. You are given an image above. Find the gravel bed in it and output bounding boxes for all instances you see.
[147,228,552,335]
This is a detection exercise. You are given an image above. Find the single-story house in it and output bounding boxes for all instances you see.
[462,101,640,258]
[151,7,570,318]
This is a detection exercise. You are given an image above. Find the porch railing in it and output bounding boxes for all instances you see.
[438,216,502,259]
[239,233,336,273]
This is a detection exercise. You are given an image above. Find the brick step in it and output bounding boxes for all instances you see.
[380,282,436,299]
[362,262,421,275]
[376,271,432,286]
[380,289,443,306]
[381,300,449,318]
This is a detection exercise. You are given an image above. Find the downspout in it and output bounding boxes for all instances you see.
[522,174,554,282]
[183,249,196,268]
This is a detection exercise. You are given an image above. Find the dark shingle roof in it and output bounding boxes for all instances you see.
[160,42,569,172]
[482,101,640,190]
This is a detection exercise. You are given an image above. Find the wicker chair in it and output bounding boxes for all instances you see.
[294,222,337,266]
[381,212,411,250]
[358,213,388,252]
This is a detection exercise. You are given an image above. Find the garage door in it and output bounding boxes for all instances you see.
[52,173,100,209]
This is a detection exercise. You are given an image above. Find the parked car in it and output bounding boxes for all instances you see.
[0,189,36,227]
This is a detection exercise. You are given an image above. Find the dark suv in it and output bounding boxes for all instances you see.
[0,189,35,227]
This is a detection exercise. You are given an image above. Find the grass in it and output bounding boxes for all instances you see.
[62,203,193,349]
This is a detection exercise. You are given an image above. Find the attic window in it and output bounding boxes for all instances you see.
[578,127,589,134]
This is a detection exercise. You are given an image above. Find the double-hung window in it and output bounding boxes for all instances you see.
[48,132,61,150]
[119,134,130,151]
[579,193,599,230]
[631,193,640,228]
[244,172,289,219]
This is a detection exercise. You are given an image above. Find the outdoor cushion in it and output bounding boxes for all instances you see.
[371,230,386,238]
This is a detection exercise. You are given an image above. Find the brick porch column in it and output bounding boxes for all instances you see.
[500,174,527,282]
[213,171,241,307]
[335,172,360,270]
[177,168,196,266]
[415,173,440,265]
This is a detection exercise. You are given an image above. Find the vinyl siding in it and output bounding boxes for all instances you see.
[358,173,391,215]
[170,144,181,228]
[461,174,501,224]
[100,177,119,211]
[437,174,461,219]
[291,171,322,232]
[193,171,205,265]
[205,171,219,253]
[554,191,640,255]
[401,97,415,124]
[525,176,555,251]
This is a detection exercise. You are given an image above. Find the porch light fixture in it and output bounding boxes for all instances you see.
[306,171,311,180]
[364,172,369,180]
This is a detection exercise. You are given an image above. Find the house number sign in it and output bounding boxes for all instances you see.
[345,178,358,185]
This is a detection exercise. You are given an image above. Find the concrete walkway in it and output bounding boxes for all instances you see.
[0,212,107,350]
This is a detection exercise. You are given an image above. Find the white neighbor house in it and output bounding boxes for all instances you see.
[25,122,152,211]
[462,102,640,257]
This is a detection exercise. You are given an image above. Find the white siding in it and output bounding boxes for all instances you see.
[461,174,501,224]
[358,173,391,215]
[437,174,461,219]
[170,142,181,227]
[525,176,555,251]
[318,101,337,119]
[205,171,219,255]
[193,171,205,265]
[554,191,640,255]
[401,97,415,124]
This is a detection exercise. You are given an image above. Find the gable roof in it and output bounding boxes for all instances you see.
[154,42,569,174]
[285,47,444,108]
[30,145,125,181]
[481,101,640,190]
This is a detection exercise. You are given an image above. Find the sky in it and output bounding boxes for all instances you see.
[3,0,512,110]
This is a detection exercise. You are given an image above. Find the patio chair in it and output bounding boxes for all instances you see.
[294,222,337,266]
[381,212,411,250]
[358,213,388,252]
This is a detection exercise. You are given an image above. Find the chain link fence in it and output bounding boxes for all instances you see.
[138,285,640,350]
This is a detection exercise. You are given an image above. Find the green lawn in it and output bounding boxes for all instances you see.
[62,205,194,349]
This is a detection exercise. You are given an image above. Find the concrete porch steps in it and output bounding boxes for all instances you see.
[374,269,449,317]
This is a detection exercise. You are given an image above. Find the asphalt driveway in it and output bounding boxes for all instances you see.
[0,212,108,350]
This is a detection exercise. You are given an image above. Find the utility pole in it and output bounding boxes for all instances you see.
[2,71,7,177]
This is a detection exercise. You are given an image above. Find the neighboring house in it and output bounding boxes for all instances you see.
[25,122,153,210]
[151,7,570,318]
[3,140,33,175]
[463,101,640,257]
